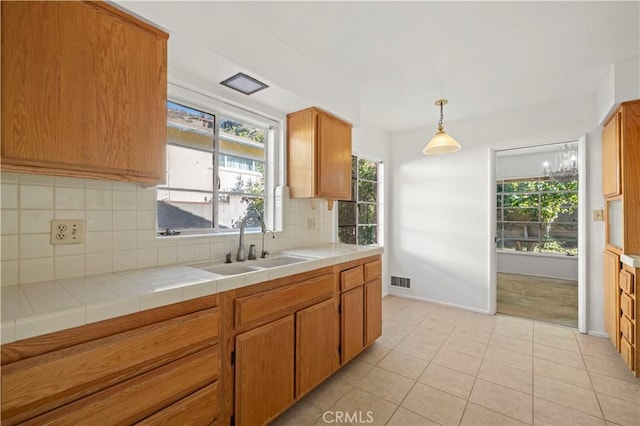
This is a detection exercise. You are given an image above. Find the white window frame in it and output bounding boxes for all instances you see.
[160,82,284,235]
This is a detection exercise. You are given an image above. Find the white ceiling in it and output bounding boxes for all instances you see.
[115,1,639,133]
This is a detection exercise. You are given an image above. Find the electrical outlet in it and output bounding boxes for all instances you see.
[50,220,84,244]
[307,217,317,230]
[593,209,604,222]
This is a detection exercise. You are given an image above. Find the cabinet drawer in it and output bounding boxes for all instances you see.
[620,337,634,371]
[26,346,219,425]
[621,293,634,319]
[364,260,382,282]
[341,265,364,291]
[235,274,334,327]
[620,315,635,344]
[1,307,220,424]
[620,270,635,295]
[136,381,219,425]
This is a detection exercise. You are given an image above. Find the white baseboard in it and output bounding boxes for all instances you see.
[586,330,608,338]
[387,292,492,315]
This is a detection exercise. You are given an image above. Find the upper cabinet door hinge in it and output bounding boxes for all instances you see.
[338,304,341,314]
[230,415,235,426]
[231,350,236,366]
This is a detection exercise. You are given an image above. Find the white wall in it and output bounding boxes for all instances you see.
[352,120,391,296]
[497,252,578,281]
[388,94,608,333]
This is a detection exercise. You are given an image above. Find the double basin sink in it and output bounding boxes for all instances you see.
[191,254,312,276]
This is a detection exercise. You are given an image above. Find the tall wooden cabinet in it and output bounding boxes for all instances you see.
[1,0,168,184]
[602,99,640,377]
[287,107,353,207]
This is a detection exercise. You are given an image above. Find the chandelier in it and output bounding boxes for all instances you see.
[543,143,578,182]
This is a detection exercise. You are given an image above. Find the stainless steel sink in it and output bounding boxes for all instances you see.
[191,254,311,276]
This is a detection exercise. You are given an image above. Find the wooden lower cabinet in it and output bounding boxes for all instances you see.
[235,316,295,426]
[296,298,339,397]
[341,286,365,363]
[365,279,383,346]
[137,382,219,425]
[603,250,620,349]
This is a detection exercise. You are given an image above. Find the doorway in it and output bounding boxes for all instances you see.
[493,141,585,329]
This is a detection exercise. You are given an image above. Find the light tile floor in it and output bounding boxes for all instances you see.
[271,296,640,426]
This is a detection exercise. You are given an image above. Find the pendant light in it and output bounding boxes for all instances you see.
[423,99,461,155]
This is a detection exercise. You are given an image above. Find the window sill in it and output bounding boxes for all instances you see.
[497,250,577,259]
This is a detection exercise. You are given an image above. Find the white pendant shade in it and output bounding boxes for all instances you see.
[423,129,461,155]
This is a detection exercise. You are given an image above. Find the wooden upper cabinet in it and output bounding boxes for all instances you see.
[1,1,168,184]
[602,111,621,197]
[287,107,352,204]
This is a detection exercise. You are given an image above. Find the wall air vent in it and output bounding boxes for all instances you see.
[390,276,411,289]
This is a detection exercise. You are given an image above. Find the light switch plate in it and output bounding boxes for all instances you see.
[307,217,317,230]
[50,220,84,244]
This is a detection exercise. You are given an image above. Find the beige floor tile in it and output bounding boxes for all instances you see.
[377,320,413,348]
[356,342,391,365]
[394,337,440,361]
[377,350,429,380]
[460,311,498,329]
[583,355,639,382]
[402,382,467,425]
[388,306,431,325]
[442,335,487,358]
[407,326,449,346]
[323,388,397,426]
[534,343,585,369]
[432,347,482,376]
[354,366,414,404]
[450,324,493,344]
[483,346,533,373]
[589,372,640,405]
[597,392,640,426]
[533,375,601,417]
[469,379,533,424]
[304,377,353,411]
[533,357,592,389]
[495,316,534,341]
[534,333,580,352]
[489,333,533,355]
[461,402,529,426]
[533,397,605,426]
[417,317,459,334]
[534,322,577,339]
[333,359,375,386]
[271,399,322,426]
[418,363,476,399]
[478,359,533,394]
[386,407,440,426]
[576,336,620,360]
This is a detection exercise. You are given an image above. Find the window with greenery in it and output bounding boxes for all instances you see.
[496,177,578,255]
[337,156,381,245]
[157,101,270,234]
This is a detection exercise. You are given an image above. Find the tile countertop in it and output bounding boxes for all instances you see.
[0,244,383,344]
[621,254,640,268]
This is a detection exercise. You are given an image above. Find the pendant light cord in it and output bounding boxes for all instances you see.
[438,103,444,131]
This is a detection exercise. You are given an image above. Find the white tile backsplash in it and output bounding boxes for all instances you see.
[20,185,54,209]
[1,173,335,285]
[1,183,18,209]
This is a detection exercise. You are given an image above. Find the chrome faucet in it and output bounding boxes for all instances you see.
[261,230,275,258]
[237,213,265,262]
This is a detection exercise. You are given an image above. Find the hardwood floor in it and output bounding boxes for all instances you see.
[497,272,578,328]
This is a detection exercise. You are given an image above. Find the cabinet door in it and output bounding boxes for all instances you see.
[364,279,382,346]
[341,286,364,363]
[296,298,339,397]
[235,316,294,426]
[1,1,167,183]
[603,250,620,349]
[602,112,621,197]
[316,113,352,200]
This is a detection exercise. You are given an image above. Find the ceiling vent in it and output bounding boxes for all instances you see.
[220,72,268,95]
